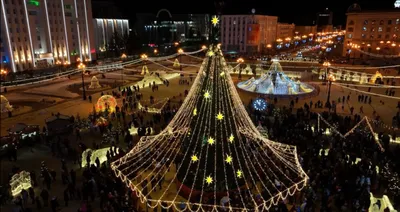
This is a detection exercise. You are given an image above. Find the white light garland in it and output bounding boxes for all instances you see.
[111,45,308,211]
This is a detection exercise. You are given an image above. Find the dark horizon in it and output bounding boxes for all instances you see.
[94,0,398,26]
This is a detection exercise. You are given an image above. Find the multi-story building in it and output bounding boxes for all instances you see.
[276,23,295,39]
[343,4,400,58]
[0,0,96,73]
[295,25,317,36]
[136,10,210,45]
[316,8,333,32]
[93,18,129,54]
[220,15,278,53]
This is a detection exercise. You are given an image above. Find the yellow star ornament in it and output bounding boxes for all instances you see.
[193,108,197,116]
[191,155,198,162]
[225,155,233,164]
[220,72,225,77]
[216,112,224,120]
[205,175,213,185]
[207,51,214,57]
[237,170,243,178]
[211,16,219,26]
[207,137,215,145]
[204,91,210,99]
[228,134,234,143]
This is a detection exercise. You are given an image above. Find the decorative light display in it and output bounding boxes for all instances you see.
[89,76,101,89]
[173,59,180,68]
[237,60,315,95]
[252,98,267,111]
[211,16,219,27]
[96,95,117,112]
[141,65,149,75]
[0,95,13,112]
[10,171,32,196]
[111,45,308,211]
[81,147,119,167]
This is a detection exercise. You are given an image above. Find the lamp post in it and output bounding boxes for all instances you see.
[236,58,244,76]
[322,61,331,82]
[78,63,86,100]
[325,73,336,109]
[121,53,127,86]
[178,48,184,72]
[141,54,148,73]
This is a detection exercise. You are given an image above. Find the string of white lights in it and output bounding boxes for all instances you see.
[333,82,400,89]
[317,114,385,152]
[352,47,400,58]
[111,45,308,211]
[330,64,400,70]
[333,83,400,100]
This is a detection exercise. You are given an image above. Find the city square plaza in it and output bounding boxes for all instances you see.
[0,52,399,211]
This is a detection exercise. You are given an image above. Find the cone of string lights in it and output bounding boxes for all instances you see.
[111,44,308,211]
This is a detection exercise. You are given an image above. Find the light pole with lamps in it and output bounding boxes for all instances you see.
[121,53,127,86]
[325,73,336,109]
[78,63,87,100]
[178,48,184,72]
[322,61,331,82]
[141,54,148,74]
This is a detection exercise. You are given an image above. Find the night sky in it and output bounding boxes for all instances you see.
[102,0,397,26]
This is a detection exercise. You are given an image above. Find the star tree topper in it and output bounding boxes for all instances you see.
[211,16,219,27]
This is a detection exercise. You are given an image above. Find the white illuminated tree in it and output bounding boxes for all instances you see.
[111,45,308,211]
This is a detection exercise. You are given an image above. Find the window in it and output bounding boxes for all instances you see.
[364,20,368,25]
[380,20,384,25]
[65,4,72,9]
[372,20,376,25]
[362,26,367,31]
[370,34,374,39]
[371,27,375,32]
[347,27,354,32]
[395,27,399,32]
[16,28,19,33]
[37,36,40,40]
[378,27,382,32]
[397,19,399,24]
[347,34,353,39]
[385,34,390,39]
[348,20,354,25]
[387,27,391,32]
[28,11,37,15]
[388,20,392,25]
[362,34,366,38]
[378,34,382,38]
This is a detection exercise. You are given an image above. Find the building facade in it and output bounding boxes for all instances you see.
[0,0,96,73]
[136,10,210,45]
[93,18,129,54]
[220,15,278,53]
[316,8,333,32]
[276,23,295,39]
[343,10,400,58]
[295,25,317,36]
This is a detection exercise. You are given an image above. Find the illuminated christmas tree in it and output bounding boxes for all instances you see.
[112,45,308,211]
[173,59,180,68]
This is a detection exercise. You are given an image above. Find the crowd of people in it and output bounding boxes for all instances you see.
[249,97,399,211]
[3,70,399,212]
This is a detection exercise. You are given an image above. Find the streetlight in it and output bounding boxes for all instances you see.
[202,45,207,50]
[325,73,336,109]
[121,54,127,85]
[141,54,148,73]
[78,63,87,100]
[178,48,184,72]
[236,58,244,63]
[322,61,331,81]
